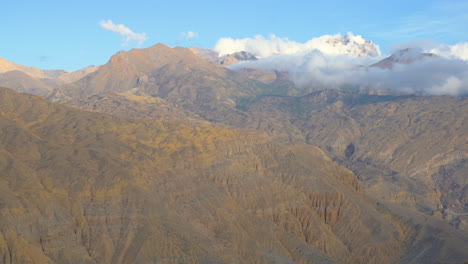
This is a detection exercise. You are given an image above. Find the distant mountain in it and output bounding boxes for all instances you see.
[188,47,219,62]
[57,65,100,83]
[0,56,67,79]
[0,70,54,96]
[189,47,258,66]
[371,48,438,69]
[322,34,381,57]
[214,33,381,58]
[217,51,258,66]
[0,57,100,96]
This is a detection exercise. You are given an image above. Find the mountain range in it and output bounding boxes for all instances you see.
[0,36,467,263]
[0,57,98,96]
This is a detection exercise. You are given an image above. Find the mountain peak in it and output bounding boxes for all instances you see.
[371,48,438,69]
[214,33,381,58]
[320,33,380,57]
[148,42,171,49]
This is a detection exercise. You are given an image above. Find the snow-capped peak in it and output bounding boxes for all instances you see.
[214,33,380,58]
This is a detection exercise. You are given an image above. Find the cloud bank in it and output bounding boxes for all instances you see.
[99,20,148,46]
[391,40,468,61]
[214,33,381,57]
[227,40,468,96]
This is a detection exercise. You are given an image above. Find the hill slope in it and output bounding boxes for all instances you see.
[68,87,468,233]
[235,90,468,230]
[6,87,463,263]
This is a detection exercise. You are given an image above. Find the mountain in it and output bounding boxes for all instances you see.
[0,56,67,79]
[5,86,466,263]
[57,65,100,83]
[217,51,258,66]
[69,85,468,232]
[0,70,54,96]
[371,48,438,69]
[1,40,467,263]
[0,57,100,96]
[188,47,219,62]
[231,90,468,231]
[50,44,278,112]
[189,47,258,66]
[50,44,467,233]
[322,34,381,57]
[213,33,381,58]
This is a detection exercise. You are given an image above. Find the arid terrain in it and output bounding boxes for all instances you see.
[0,41,466,263]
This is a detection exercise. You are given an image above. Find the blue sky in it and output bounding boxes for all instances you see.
[2,0,467,71]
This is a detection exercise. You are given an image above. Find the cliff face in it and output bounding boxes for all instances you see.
[3,87,461,263]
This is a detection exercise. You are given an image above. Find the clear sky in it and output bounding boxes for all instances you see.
[2,0,467,71]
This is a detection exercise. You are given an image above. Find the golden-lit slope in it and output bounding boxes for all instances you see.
[4,86,466,263]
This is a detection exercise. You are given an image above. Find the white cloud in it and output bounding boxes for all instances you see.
[99,20,148,46]
[229,47,468,96]
[214,33,381,58]
[391,40,468,61]
[220,33,468,96]
[429,42,468,61]
[181,31,198,41]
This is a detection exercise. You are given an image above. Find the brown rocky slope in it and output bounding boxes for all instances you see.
[1,87,467,263]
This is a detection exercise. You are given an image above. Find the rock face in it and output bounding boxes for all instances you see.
[1,86,449,264]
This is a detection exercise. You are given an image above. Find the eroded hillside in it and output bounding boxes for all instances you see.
[5,87,463,263]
